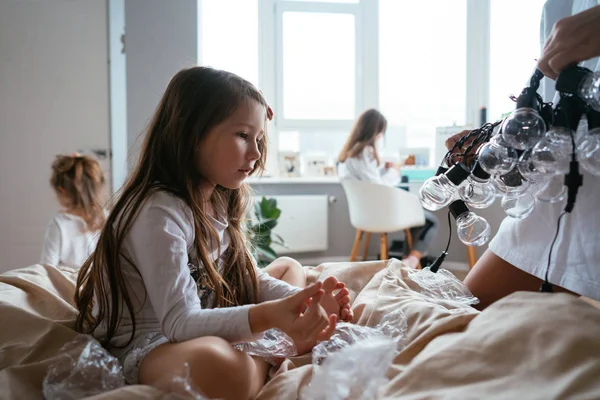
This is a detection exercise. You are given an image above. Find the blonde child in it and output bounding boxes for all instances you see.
[337,108,440,268]
[40,154,106,268]
[74,67,352,400]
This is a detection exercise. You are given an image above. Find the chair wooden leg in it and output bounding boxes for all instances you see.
[404,229,414,252]
[362,232,371,261]
[350,229,363,262]
[404,229,422,268]
[380,233,389,260]
[466,246,477,269]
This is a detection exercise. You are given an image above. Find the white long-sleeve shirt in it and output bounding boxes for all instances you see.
[337,146,400,186]
[40,212,100,268]
[95,191,300,352]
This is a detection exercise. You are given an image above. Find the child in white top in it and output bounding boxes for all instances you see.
[75,67,352,399]
[337,108,440,268]
[40,154,106,268]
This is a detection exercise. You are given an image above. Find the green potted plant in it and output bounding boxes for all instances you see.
[248,197,286,267]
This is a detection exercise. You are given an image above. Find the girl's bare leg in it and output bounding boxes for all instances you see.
[262,256,307,287]
[139,336,270,400]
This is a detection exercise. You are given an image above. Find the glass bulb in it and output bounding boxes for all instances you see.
[476,139,518,176]
[517,149,551,183]
[419,175,457,211]
[534,174,567,203]
[491,168,530,197]
[501,192,536,219]
[577,127,600,176]
[419,165,470,211]
[458,176,496,209]
[501,107,546,150]
[456,212,491,246]
[578,71,600,112]
[531,127,573,175]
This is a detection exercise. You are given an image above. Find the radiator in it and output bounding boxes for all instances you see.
[256,195,329,254]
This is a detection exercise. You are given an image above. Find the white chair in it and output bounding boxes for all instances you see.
[340,179,426,261]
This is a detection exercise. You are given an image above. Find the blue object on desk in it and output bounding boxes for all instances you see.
[402,168,436,182]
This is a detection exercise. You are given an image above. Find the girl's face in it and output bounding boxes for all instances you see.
[196,99,265,194]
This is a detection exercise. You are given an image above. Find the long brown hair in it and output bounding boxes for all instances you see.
[50,154,106,231]
[75,67,269,345]
[338,108,387,165]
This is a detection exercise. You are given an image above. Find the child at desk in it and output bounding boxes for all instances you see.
[337,108,439,268]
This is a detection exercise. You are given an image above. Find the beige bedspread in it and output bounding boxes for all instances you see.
[1,260,599,400]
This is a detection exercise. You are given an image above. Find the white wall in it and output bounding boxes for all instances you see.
[0,0,110,272]
[125,0,197,163]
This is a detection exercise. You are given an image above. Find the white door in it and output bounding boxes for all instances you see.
[0,0,112,273]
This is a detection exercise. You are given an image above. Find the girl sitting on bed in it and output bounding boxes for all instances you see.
[74,67,352,400]
[337,108,440,269]
[40,154,106,269]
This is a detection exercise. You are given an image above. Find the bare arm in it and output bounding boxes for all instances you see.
[464,249,575,310]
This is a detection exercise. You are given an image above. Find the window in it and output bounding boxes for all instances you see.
[198,0,549,176]
[489,0,546,121]
[275,1,360,127]
[379,0,467,152]
[198,0,259,87]
[280,11,356,120]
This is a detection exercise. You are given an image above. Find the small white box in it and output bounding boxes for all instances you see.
[303,153,330,177]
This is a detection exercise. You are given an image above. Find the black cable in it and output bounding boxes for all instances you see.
[557,94,578,157]
[557,94,584,213]
[428,210,452,273]
[461,122,502,166]
[443,121,502,168]
[530,69,544,91]
[540,212,567,292]
[540,96,581,291]
[444,210,452,254]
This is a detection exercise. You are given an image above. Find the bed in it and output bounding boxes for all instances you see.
[1,260,600,399]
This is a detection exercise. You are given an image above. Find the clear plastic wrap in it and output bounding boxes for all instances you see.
[43,335,210,400]
[312,308,407,365]
[311,323,382,365]
[301,338,398,400]
[300,308,406,399]
[151,362,211,400]
[375,307,408,341]
[234,328,297,365]
[43,335,125,400]
[408,266,479,307]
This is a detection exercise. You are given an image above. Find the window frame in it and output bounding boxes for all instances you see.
[199,0,513,162]
[273,0,364,130]
[258,0,493,132]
